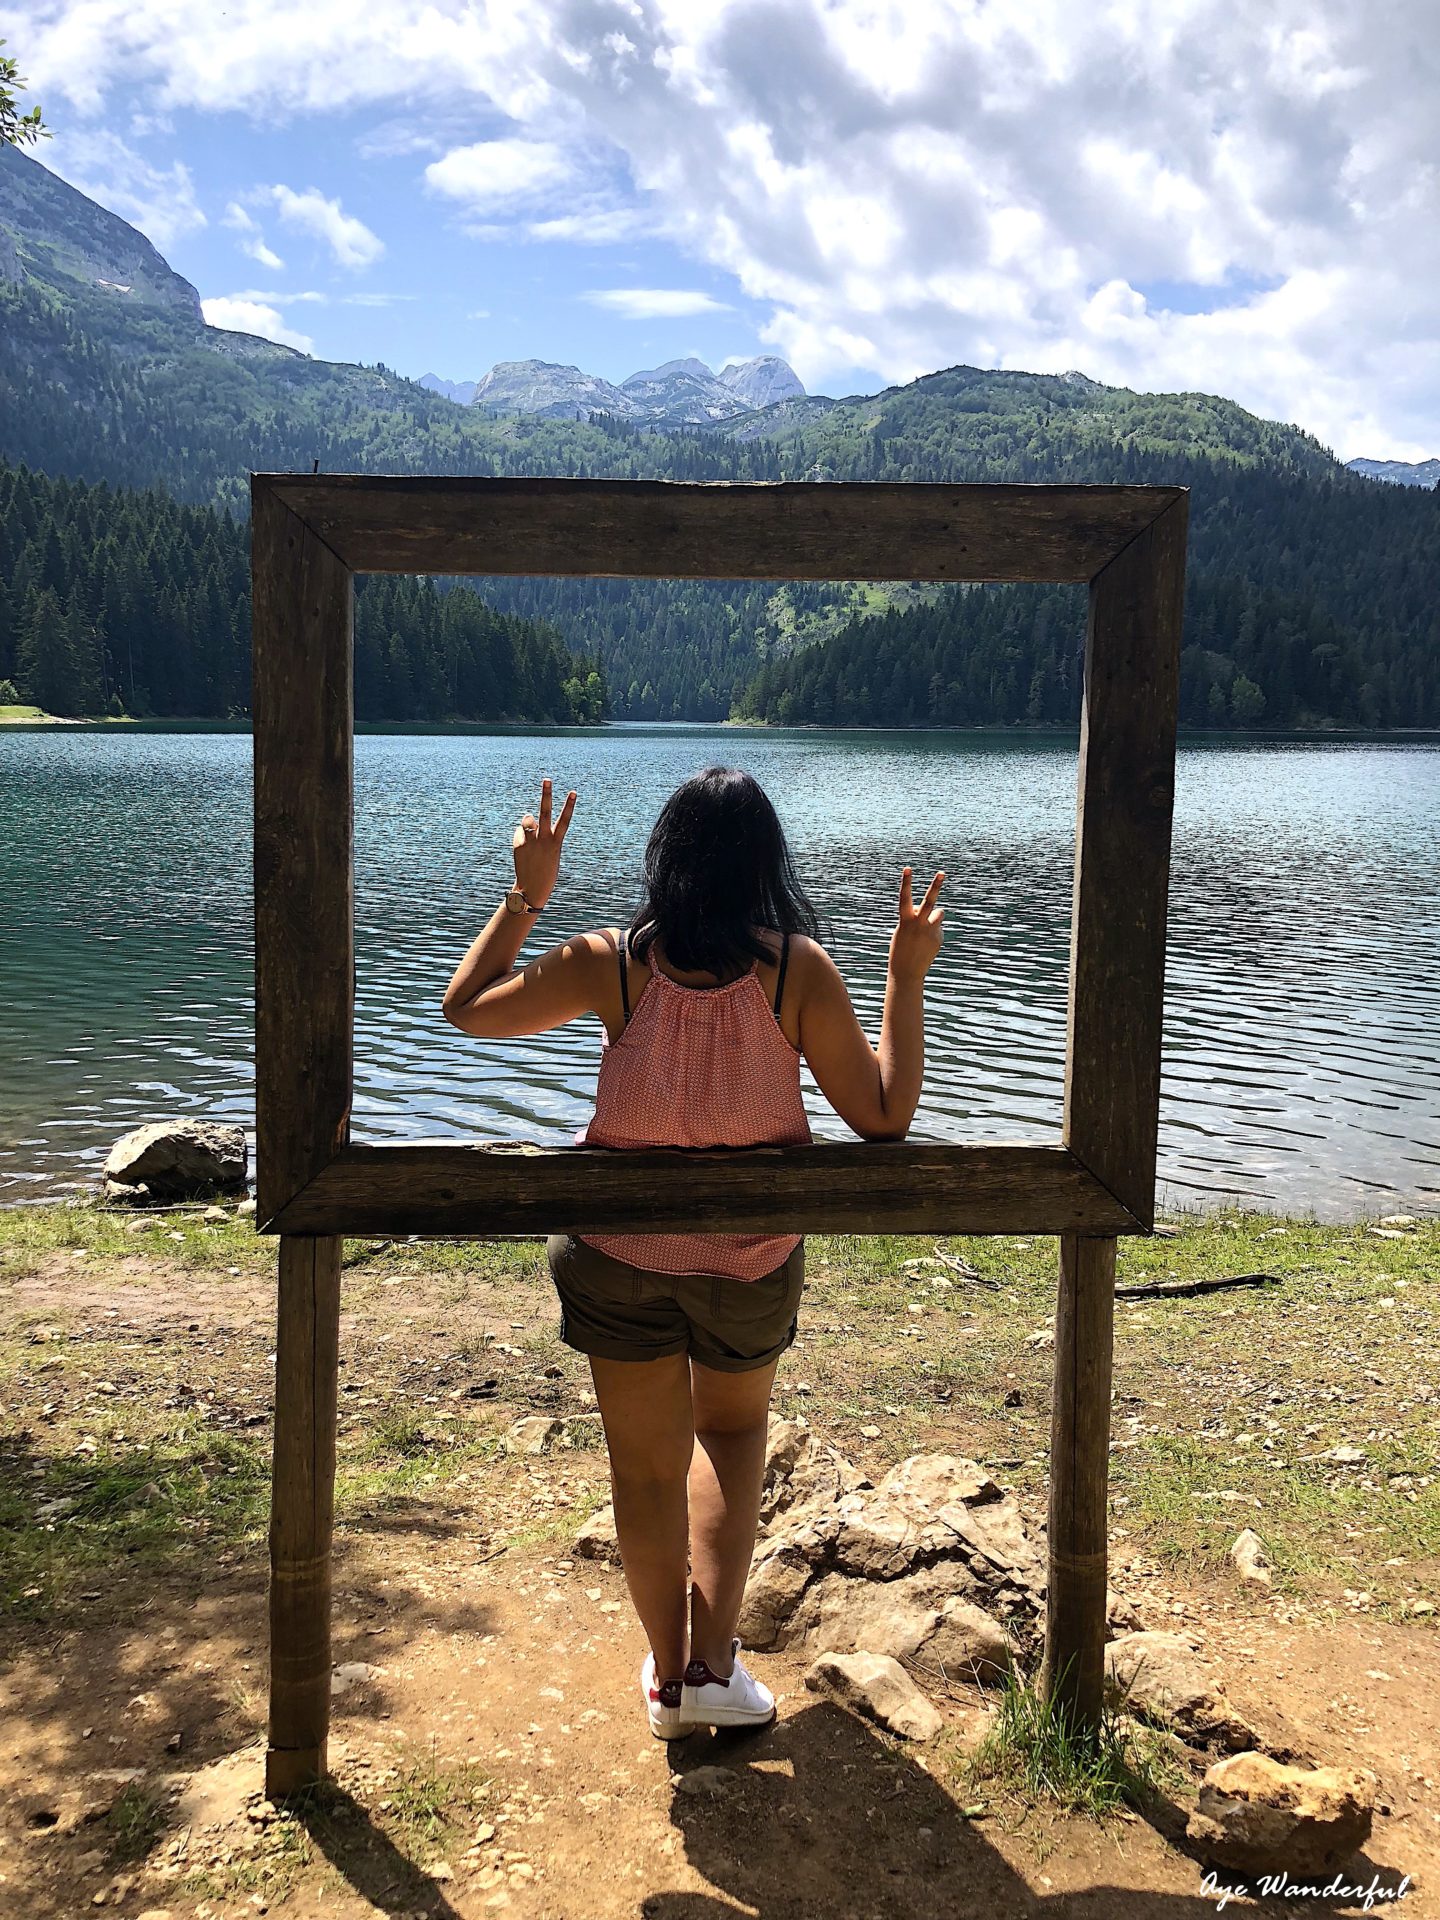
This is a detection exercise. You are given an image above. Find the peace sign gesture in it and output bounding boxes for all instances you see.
[889,866,945,982]
[511,777,577,912]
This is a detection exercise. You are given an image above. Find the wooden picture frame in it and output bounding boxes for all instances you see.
[252,474,1187,1790]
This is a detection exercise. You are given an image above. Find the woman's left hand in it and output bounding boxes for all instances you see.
[511,778,577,911]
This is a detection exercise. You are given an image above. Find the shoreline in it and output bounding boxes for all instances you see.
[5,709,1440,743]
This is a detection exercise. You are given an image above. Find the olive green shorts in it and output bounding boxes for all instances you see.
[546,1234,805,1373]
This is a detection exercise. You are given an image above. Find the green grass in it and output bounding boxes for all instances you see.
[962,1662,1186,1819]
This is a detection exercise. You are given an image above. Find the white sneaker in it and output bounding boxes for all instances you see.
[641,1651,691,1740]
[683,1640,776,1730]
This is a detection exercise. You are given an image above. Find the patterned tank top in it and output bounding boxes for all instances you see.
[577,932,811,1279]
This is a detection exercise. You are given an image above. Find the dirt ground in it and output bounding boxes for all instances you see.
[1,1209,1435,1918]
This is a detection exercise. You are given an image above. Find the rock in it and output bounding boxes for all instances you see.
[506,1416,564,1455]
[573,1504,620,1561]
[737,1543,818,1648]
[1105,1632,1258,1750]
[805,1651,943,1742]
[740,1445,1048,1665]
[674,1765,739,1798]
[102,1121,247,1201]
[1186,1751,1375,1875]
[1229,1527,1273,1586]
[202,1204,229,1222]
[1107,1587,1143,1631]
[237,1197,257,1217]
[758,1415,869,1530]
[784,1568,1010,1682]
[1025,1327,1055,1348]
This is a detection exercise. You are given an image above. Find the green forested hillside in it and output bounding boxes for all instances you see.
[0,463,605,723]
[2,145,1436,730]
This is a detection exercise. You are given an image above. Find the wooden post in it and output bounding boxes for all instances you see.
[266,1233,342,1796]
[1040,1233,1116,1735]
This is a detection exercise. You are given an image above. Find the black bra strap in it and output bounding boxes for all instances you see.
[618,930,631,1026]
[773,931,791,1019]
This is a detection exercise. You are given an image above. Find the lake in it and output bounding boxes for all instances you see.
[1,725,1436,1220]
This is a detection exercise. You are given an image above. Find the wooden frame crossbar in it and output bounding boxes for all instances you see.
[251,473,1187,1793]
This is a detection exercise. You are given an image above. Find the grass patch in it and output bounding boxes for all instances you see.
[962,1662,1185,1819]
[107,1781,165,1862]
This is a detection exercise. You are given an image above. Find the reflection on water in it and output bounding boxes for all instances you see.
[1,725,1436,1219]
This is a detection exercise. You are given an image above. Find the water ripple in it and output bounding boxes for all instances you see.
[1,725,1437,1220]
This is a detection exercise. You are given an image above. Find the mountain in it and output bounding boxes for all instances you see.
[0,141,201,321]
[462,352,808,427]
[719,356,806,408]
[417,372,478,406]
[471,358,639,420]
[2,145,1436,732]
[1346,456,1440,488]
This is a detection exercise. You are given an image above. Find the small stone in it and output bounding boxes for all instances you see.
[859,1425,881,1439]
[202,1205,228,1222]
[1024,1327,1055,1348]
[1229,1528,1273,1587]
[805,1650,943,1742]
[237,1198,257,1217]
[1378,1214,1417,1227]
[507,1416,565,1455]
[1186,1751,1374,1875]
[574,1504,620,1562]
[674,1765,739,1798]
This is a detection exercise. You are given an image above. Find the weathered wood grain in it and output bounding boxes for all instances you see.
[258,476,1183,583]
[251,479,355,1224]
[1064,494,1187,1228]
[1040,1233,1117,1735]
[264,1141,1141,1238]
[266,1234,342,1796]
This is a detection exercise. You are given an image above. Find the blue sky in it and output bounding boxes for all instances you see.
[96,103,843,392]
[12,1,1439,458]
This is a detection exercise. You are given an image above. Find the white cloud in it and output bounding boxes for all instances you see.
[201,295,314,354]
[223,201,285,272]
[43,129,204,253]
[229,288,328,305]
[424,138,574,211]
[19,0,1440,456]
[583,287,731,319]
[260,184,383,269]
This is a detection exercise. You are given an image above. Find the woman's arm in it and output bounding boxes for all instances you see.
[795,867,945,1141]
[441,779,601,1039]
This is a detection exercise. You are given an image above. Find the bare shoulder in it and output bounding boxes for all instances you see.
[785,933,841,982]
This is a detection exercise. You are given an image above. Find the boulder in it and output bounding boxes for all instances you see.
[1186,1751,1375,1875]
[758,1415,869,1531]
[103,1121,247,1202]
[740,1446,1048,1660]
[805,1651,943,1742]
[783,1567,1010,1682]
[1105,1632,1258,1750]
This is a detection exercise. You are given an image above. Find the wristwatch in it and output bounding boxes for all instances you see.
[505,887,542,916]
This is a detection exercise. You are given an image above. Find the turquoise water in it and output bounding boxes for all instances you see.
[1,725,1436,1218]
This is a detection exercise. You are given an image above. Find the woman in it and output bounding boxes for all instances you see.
[442,767,944,1739]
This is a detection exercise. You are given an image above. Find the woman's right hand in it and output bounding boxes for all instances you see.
[889,866,945,982]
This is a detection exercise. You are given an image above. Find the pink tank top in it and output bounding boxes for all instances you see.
[578,935,811,1280]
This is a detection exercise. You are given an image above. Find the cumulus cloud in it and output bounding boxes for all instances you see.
[424,138,574,210]
[223,202,284,272]
[18,0,1440,455]
[201,295,314,354]
[583,287,732,318]
[260,184,383,269]
[43,129,204,253]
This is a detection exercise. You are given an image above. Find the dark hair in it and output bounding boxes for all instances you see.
[629,766,822,978]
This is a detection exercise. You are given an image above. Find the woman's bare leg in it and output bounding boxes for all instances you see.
[688,1358,779,1676]
[588,1352,693,1681]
